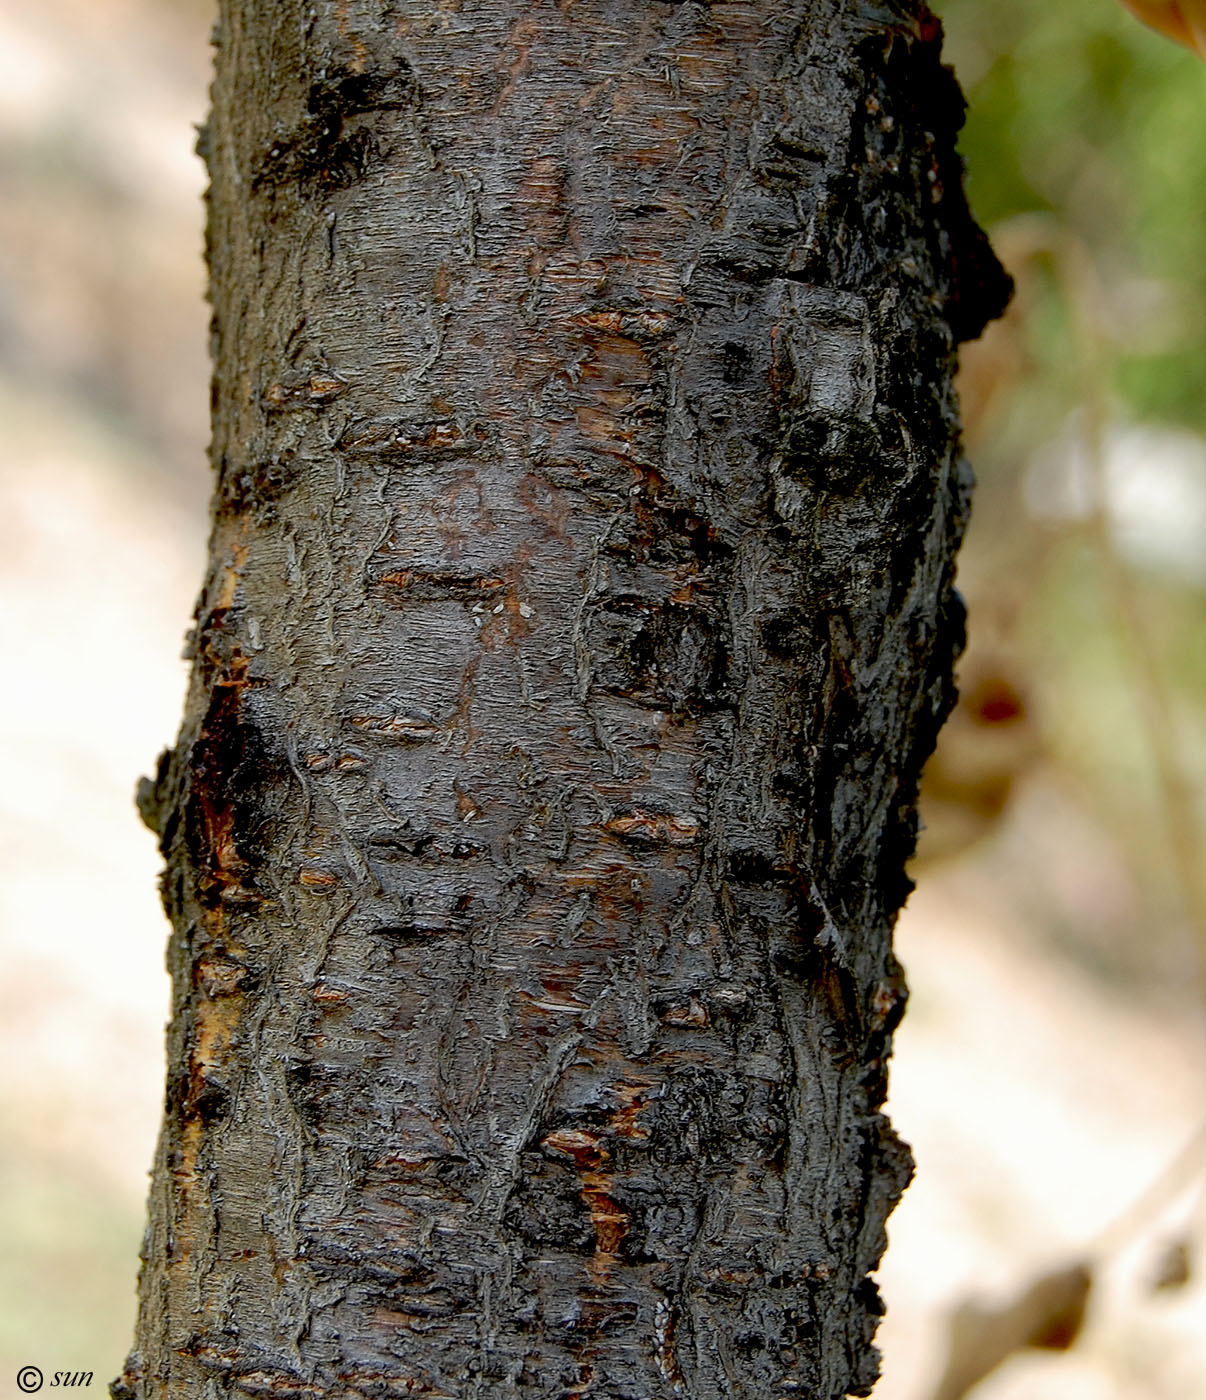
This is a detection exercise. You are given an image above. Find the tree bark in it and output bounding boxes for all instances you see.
[119,2,1007,1397]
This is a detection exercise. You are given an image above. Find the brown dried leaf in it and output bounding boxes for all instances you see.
[930,1262,1093,1400]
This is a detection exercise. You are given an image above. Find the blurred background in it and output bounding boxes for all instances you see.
[0,1,1202,1396]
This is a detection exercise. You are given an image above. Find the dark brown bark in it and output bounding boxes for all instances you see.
[119,2,1007,1397]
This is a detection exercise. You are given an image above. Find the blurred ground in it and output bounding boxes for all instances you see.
[0,1,1203,1396]
[0,0,211,1381]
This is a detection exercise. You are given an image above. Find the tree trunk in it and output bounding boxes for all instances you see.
[118,2,1007,1397]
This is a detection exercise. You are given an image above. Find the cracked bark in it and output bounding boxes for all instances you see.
[118,2,1008,1397]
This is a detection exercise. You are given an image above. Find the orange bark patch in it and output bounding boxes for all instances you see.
[172,969,247,1256]
[175,1117,203,1198]
[539,1083,661,1279]
[348,713,444,743]
[298,867,339,889]
[519,472,573,542]
[450,653,482,754]
[492,18,539,116]
[603,811,699,847]
[581,1173,629,1272]
[196,956,250,999]
[191,995,241,1080]
[262,373,347,408]
[377,569,506,600]
[226,1367,325,1398]
[609,1082,653,1144]
[540,1128,630,1277]
[453,778,486,823]
[515,153,570,249]
[571,328,657,456]
[214,541,248,611]
[312,983,349,1005]
[579,331,650,392]
[541,1128,606,1170]
[572,309,673,339]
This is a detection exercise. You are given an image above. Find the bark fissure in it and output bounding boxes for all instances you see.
[120,2,1007,1397]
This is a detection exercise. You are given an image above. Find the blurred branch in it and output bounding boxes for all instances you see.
[1091,1118,1206,1257]
[1058,226,1206,999]
[927,1264,1093,1400]
[922,215,1206,1400]
[992,212,1206,998]
[925,1121,1206,1400]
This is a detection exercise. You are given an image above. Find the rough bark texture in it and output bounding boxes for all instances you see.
[120,2,1008,1397]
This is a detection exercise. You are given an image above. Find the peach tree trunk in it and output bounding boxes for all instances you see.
[118,1,1007,1397]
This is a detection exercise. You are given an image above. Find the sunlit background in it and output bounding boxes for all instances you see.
[0,1,1202,1396]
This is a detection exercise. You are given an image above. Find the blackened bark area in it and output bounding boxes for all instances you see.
[120,2,1006,1398]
